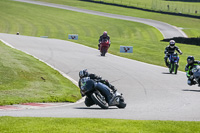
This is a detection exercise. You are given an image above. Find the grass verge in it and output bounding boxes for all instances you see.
[1,0,200,72]
[1,116,200,133]
[34,0,200,37]
[0,41,81,105]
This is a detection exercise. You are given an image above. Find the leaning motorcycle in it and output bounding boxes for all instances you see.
[191,65,200,86]
[80,78,126,109]
[99,39,110,56]
[168,52,179,74]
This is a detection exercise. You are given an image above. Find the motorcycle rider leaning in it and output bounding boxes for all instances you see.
[185,56,200,86]
[78,69,117,107]
[98,31,111,50]
[164,40,182,67]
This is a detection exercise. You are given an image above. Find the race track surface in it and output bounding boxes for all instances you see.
[13,0,187,39]
[0,33,200,121]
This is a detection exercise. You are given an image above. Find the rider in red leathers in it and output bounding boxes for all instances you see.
[98,31,111,50]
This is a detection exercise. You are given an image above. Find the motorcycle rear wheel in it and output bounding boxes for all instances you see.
[91,92,109,109]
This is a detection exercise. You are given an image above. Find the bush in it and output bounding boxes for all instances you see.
[161,37,200,46]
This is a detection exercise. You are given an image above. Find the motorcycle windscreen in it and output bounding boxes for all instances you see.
[82,80,95,93]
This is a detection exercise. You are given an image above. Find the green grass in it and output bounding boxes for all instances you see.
[31,0,200,71]
[34,0,200,37]
[0,41,81,105]
[2,0,199,70]
[0,0,162,41]
[1,116,200,133]
[0,0,200,131]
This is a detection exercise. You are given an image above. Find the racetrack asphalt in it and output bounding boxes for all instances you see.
[0,33,200,121]
[0,0,199,121]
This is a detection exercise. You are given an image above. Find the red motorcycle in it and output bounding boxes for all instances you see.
[99,39,110,56]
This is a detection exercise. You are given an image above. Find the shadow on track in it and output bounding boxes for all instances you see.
[162,72,171,74]
[182,89,200,92]
[162,72,180,75]
[74,107,118,110]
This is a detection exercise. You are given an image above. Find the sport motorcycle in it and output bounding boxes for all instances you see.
[80,77,126,109]
[99,39,110,56]
[168,52,180,74]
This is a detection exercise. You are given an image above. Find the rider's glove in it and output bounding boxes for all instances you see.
[101,79,108,84]
[111,85,117,92]
[180,52,183,55]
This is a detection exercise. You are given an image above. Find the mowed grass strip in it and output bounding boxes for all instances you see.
[0,1,181,66]
[35,0,200,37]
[30,0,200,71]
[1,116,200,133]
[1,0,200,72]
[0,0,162,42]
[1,0,199,70]
[0,41,81,105]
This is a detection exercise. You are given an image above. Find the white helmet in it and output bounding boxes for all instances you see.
[169,40,175,48]
[103,31,107,37]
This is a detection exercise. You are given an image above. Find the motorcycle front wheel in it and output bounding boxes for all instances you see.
[91,92,109,109]
[169,63,174,74]
[117,97,126,109]
[101,47,106,56]
[174,64,178,74]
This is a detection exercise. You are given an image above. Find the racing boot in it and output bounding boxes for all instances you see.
[84,97,95,107]
[187,79,196,86]
[164,59,169,68]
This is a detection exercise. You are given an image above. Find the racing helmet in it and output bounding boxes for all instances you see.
[103,31,107,37]
[187,56,194,64]
[169,40,175,48]
[79,69,88,78]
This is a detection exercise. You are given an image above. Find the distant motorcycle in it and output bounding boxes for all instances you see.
[168,52,180,74]
[80,77,126,109]
[99,39,110,56]
[191,65,200,86]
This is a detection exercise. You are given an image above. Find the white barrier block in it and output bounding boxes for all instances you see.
[120,46,133,53]
[68,34,78,40]
[40,36,48,38]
